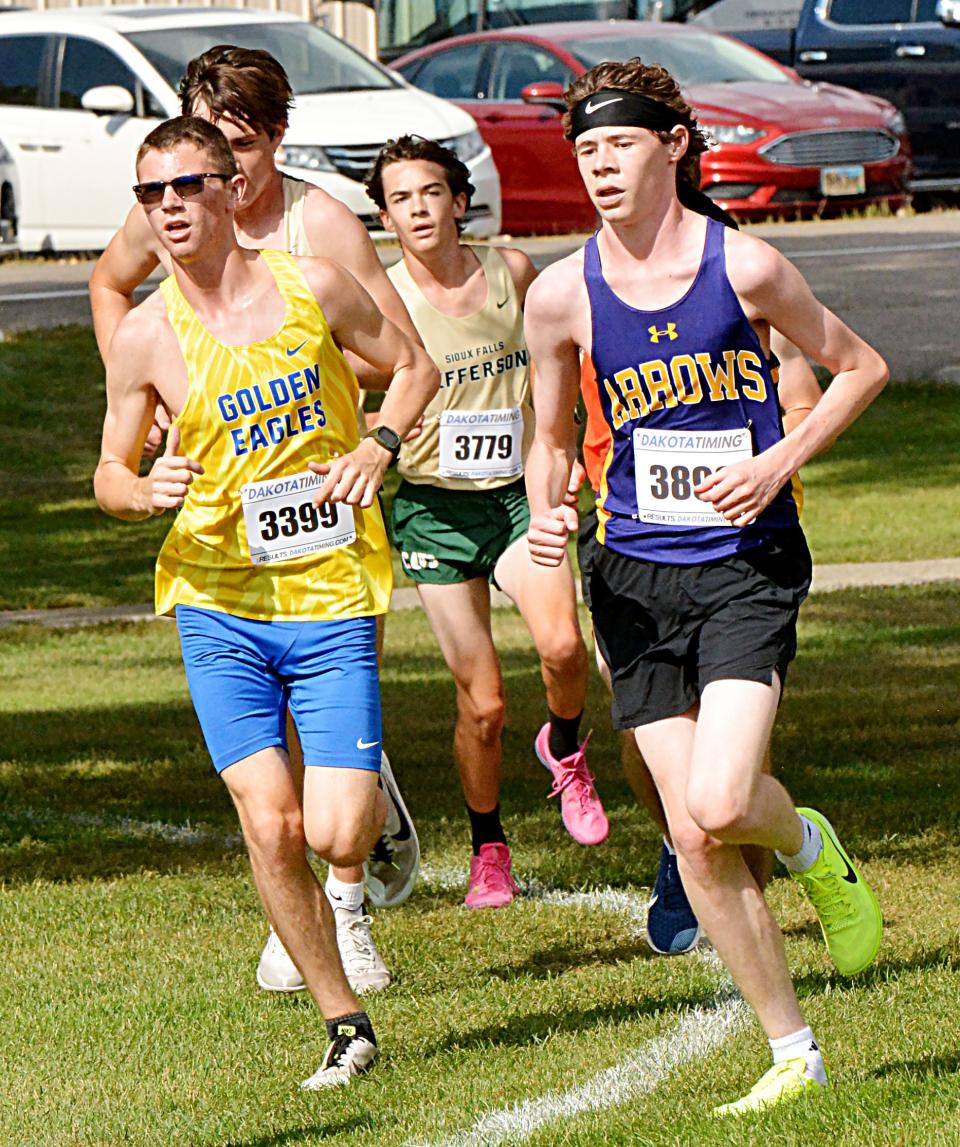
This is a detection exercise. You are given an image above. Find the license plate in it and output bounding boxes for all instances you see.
[820,165,866,197]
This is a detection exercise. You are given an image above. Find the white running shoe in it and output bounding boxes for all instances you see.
[365,751,420,908]
[300,1029,379,1089]
[336,910,391,994]
[256,928,306,993]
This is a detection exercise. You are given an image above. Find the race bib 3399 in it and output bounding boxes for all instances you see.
[240,469,356,565]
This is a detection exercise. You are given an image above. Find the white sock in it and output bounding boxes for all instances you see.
[776,814,823,873]
[663,837,676,856]
[325,873,364,914]
[769,1026,828,1086]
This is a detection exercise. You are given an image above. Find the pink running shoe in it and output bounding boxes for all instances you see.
[464,843,519,909]
[535,724,609,846]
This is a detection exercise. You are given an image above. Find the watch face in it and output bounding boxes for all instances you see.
[376,426,401,452]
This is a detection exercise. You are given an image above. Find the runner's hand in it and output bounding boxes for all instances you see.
[145,426,203,514]
[141,401,172,460]
[527,505,578,567]
[309,439,388,508]
[564,460,587,507]
[695,455,785,528]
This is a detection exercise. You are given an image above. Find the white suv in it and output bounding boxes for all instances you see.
[0,7,501,251]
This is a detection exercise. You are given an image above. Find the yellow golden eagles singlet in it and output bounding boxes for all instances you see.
[154,249,392,621]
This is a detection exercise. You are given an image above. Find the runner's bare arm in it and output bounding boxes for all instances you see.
[89,205,164,363]
[697,236,887,525]
[772,331,823,435]
[497,246,539,308]
[523,265,584,566]
[303,189,421,388]
[303,260,439,507]
[94,311,203,521]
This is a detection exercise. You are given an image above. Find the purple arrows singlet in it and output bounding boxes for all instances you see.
[585,218,799,565]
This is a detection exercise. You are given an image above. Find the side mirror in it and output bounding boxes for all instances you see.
[521,81,566,112]
[937,0,960,26]
[81,85,135,115]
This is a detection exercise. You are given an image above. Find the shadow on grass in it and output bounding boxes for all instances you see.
[219,1115,374,1146]
[426,989,716,1057]
[483,938,654,981]
[0,697,237,884]
[1,582,958,890]
[868,1051,960,1081]
[0,491,170,610]
[794,945,960,998]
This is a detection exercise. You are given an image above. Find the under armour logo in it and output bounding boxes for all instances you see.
[648,323,678,343]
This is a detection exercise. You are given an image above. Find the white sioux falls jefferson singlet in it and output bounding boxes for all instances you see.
[388,245,534,491]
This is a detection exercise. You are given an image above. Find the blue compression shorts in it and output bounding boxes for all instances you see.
[175,606,382,774]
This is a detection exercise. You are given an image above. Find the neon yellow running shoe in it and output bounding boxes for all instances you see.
[791,807,883,975]
[713,1058,827,1117]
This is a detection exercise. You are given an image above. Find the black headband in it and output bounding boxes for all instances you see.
[569,89,684,141]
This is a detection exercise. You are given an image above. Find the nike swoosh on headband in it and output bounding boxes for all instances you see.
[585,97,624,115]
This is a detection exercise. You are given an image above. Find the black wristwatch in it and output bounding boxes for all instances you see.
[365,424,402,466]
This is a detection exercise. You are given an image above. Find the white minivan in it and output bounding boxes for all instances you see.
[0,7,502,251]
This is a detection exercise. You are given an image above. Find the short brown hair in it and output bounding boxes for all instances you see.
[563,59,709,189]
[366,135,475,227]
[179,45,293,138]
[136,115,238,176]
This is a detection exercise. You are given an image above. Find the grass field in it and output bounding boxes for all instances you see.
[1,326,959,609]
[2,585,959,1145]
[1,324,959,1143]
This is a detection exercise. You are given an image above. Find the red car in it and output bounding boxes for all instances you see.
[395,21,911,234]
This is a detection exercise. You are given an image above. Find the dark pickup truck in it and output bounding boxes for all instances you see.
[687,0,960,190]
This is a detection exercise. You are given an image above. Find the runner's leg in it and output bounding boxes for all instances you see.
[222,747,361,1018]
[493,539,587,723]
[636,681,806,1039]
[417,578,517,906]
[417,578,505,815]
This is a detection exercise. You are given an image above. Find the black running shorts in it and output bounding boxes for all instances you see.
[588,528,812,730]
[576,505,602,612]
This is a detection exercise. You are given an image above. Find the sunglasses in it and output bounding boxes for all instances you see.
[132,172,232,206]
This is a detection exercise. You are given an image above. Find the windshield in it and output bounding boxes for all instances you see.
[126,21,398,96]
[378,0,666,59]
[567,31,792,85]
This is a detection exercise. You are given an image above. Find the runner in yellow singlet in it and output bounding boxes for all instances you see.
[88,47,416,997]
[94,116,438,1088]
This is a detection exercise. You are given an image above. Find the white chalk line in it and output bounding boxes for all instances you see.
[412,866,746,1147]
[8,806,244,850]
[413,979,746,1147]
[7,813,744,1140]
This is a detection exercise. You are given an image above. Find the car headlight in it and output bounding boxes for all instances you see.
[441,129,486,164]
[279,144,336,173]
[701,123,767,147]
[886,110,907,135]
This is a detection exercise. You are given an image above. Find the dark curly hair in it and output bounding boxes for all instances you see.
[366,135,475,232]
[563,59,710,190]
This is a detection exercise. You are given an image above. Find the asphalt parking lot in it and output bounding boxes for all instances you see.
[1,211,958,382]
